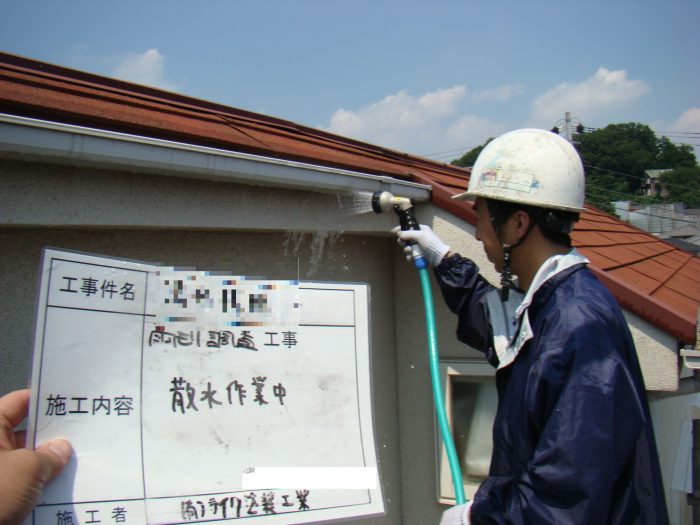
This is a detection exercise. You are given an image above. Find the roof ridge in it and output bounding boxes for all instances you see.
[599,246,681,272]
[236,114,471,176]
[598,235,670,247]
[215,114,277,152]
[2,53,472,180]
[0,66,254,132]
[649,251,694,295]
[0,53,308,130]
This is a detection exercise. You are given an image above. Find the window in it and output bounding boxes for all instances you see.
[437,360,497,503]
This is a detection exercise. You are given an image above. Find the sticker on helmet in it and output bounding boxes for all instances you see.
[479,169,540,193]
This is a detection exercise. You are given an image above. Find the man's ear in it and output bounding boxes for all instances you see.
[510,209,532,238]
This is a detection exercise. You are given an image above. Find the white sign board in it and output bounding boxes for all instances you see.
[27,248,384,525]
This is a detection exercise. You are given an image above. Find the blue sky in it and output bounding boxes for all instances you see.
[2,0,699,161]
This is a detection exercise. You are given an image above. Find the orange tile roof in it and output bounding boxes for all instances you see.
[0,52,697,345]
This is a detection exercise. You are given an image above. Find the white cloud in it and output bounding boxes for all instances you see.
[670,107,700,158]
[470,83,524,103]
[671,107,700,132]
[112,49,178,91]
[417,85,467,116]
[445,115,507,151]
[529,68,649,126]
[321,85,511,156]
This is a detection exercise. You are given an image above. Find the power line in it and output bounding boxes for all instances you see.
[586,180,700,206]
[583,188,700,226]
[583,198,700,227]
[586,205,700,227]
[425,129,700,165]
[578,126,700,136]
[655,131,700,136]
[584,164,700,195]
[584,164,646,182]
[585,182,648,200]
[562,124,700,146]
[428,152,470,162]
[584,176,700,223]
[422,144,480,159]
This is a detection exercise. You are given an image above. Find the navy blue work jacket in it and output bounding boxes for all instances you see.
[434,254,669,525]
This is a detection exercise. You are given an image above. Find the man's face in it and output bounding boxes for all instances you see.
[474,198,504,271]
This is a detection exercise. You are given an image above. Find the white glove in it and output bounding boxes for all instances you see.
[393,224,450,267]
[439,502,472,525]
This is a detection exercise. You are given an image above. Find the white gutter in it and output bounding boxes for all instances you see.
[0,113,431,201]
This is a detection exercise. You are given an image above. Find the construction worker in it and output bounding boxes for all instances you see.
[396,129,669,524]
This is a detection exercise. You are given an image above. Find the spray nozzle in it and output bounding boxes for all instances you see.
[372,191,426,269]
[371,191,414,214]
[372,191,421,231]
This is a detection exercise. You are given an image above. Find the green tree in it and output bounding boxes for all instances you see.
[576,123,657,195]
[574,123,698,214]
[654,136,696,169]
[659,166,700,208]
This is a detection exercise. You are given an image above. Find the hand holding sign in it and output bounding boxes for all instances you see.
[0,389,72,525]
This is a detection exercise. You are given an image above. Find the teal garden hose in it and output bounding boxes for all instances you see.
[371,191,466,505]
[419,265,466,505]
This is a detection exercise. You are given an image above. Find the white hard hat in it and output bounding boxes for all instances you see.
[453,128,586,213]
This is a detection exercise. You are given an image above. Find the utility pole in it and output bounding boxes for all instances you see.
[564,111,572,143]
[552,112,582,144]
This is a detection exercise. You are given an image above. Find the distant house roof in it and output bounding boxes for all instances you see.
[664,238,700,254]
[0,52,698,345]
[645,169,671,180]
[667,225,700,239]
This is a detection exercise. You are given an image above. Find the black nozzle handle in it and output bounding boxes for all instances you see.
[396,205,421,231]
[395,205,427,269]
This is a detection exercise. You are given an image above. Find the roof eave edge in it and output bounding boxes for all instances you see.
[0,112,432,202]
[593,270,695,345]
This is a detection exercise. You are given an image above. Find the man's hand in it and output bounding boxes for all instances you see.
[440,502,472,525]
[0,389,72,525]
[393,224,451,267]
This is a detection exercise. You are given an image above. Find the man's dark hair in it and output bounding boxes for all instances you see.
[486,199,579,248]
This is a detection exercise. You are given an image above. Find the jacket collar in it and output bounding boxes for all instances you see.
[514,249,589,322]
[488,249,589,370]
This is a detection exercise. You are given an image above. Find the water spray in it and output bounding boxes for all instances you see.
[372,191,467,505]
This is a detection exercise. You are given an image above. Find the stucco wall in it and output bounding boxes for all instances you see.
[0,159,394,233]
[649,393,699,525]
[0,159,406,524]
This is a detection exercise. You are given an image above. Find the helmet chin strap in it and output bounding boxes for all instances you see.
[489,205,540,301]
[499,230,534,300]
[500,244,514,301]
